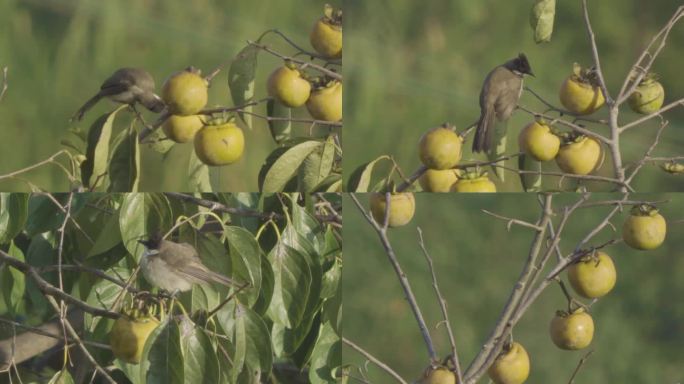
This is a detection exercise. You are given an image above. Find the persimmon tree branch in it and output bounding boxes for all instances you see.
[464,194,553,382]
[349,194,438,362]
[616,6,684,104]
[0,250,121,320]
[581,0,611,105]
[349,190,672,383]
[248,41,342,80]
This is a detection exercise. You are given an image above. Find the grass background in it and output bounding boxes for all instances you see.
[343,0,684,192]
[0,0,337,191]
[343,193,684,383]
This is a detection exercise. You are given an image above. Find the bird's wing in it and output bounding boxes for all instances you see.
[493,72,523,121]
[169,242,237,287]
[177,262,237,287]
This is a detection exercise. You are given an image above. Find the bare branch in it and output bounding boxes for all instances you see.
[517,105,610,144]
[43,296,116,384]
[417,227,464,383]
[620,98,684,132]
[581,0,612,105]
[0,250,120,319]
[617,6,684,104]
[465,194,553,383]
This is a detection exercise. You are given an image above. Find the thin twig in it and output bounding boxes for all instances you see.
[342,338,408,384]
[248,41,342,80]
[481,210,543,231]
[620,98,684,132]
[617,6,684,104]
[568,350,595,384]
[0,150,74,182]
[350,194,438,362]
[43,296,116,384]
[517,105,610,144]
[417,228,464,384]
[581,0,612,105]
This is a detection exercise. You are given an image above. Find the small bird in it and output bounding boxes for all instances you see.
[138,233,236,293]
[72,67,165,121]
[472,54,534,153]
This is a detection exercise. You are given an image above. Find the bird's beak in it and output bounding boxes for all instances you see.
[528,71,535,78]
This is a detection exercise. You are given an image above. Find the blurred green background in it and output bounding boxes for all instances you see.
[343,193,684,382]
[344,0,684,192]
[0,0,337,191]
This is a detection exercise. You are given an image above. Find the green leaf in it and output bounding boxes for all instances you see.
[311,173,342,193]
[266,243,312,328]
[322,284,342,334]
[258,147,295,192]
[145,194,174,236]
[182,327,220,384]
[24,194,89,237]
[530,0,556,44]
[142,318,184,384]
[299,151,323,193]
[320,135,336,180]
[87,212,123,258]
[188,149,212,192]
[272,313,318,357]
[346,155,391,192]
[84,267,130,330]
[0,193,29,244]
[47,369,75,384]
[518,154,543,192]
[320,257,341,300]
[225,226,263,307]
[145,127,175,155]
[80,105,126,190]
[252,253,275,315]
[262,141,323,192]
[119,193,145,261]
[266,99,292,144]
[308,322,341,384]
[229,44,259,127]
[109,127,140,192]
[1,242,25,316]
[218,302,273,378]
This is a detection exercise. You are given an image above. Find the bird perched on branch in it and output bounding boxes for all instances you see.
[472,54,534,153]
[138,233,237,293]
[72,67,165,121]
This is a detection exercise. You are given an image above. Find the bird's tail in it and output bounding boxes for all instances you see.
[139,93,166,113]
[71,93,103,121]
[472,106,495,153]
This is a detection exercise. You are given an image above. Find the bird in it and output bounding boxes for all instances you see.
[137,233,237,293]
[72,67,165,121]
[472,53,534,153]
